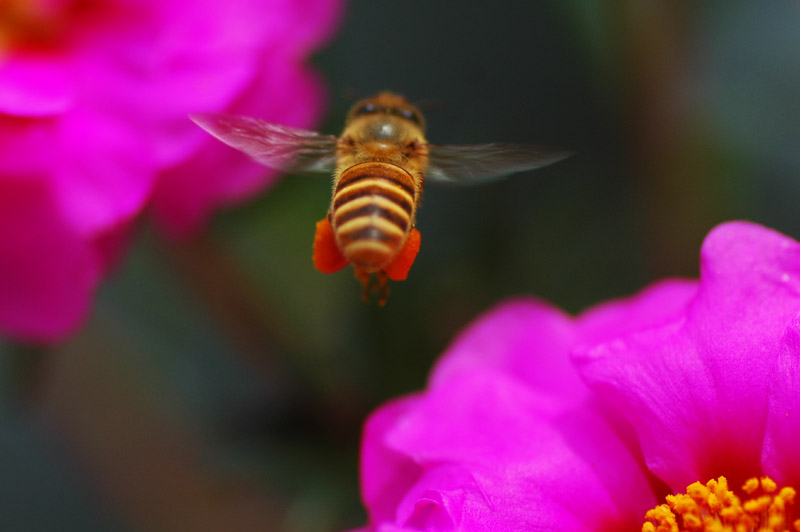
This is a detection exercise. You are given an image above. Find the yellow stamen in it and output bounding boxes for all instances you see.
[642,476,799,532]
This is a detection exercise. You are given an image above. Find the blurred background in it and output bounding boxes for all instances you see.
[2,1,800,530]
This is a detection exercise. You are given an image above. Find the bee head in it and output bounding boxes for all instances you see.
[346,92,426,131]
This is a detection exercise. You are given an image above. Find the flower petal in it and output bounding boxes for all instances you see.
[0,178,100,341]
[576,279,697,348]
[0,55,73,116]
[430,298,588,405]
[53,109,156,236]
[362,371,657,532]
[361,395,426,526]
[151,57,326,236]
[762,311,800,487]
[575,221,800,489]
[0,0,344,341]
[0,115,58,176]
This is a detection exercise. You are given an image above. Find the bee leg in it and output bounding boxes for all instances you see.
[384,228,421,281]
[374,271,390,306]
[313,216,348,273]
[354,268,372,302]
[353,269,390,305]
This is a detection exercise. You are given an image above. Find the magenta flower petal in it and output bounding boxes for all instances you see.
[429,298,586,404]
[576,279,697,348]
[54,109,156,235]
[151,56,327,236]
[574,221,800,490]
[0,0,344,341]
[357,221,800,531]
[361,396,426,526]
[762,312,800,487]
[0,179,99,341]
[0,55,72,116]
[147,0,340,236]
[0,116,58,176]
[358,299,664,532]
[361,371,658,532]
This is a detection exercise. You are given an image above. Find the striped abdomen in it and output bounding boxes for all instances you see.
[331,162,417,272]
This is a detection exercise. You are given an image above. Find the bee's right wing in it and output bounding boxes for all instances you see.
[426,143,571,185]
[190,113,339,173]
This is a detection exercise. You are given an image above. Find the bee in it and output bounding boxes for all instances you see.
[191,92,568,304]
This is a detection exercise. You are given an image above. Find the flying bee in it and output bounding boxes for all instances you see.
[191,92,569,304]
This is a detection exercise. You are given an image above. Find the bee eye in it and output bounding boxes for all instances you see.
[395,108,421,125]
[355,103,378,116]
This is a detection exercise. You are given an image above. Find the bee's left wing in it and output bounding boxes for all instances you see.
[426,143,570,184]
[190,113,338,173]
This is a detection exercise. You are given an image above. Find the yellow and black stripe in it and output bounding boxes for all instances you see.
[331,162,417,271]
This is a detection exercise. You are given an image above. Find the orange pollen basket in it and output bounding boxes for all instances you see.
[312,217,421,279]
[642,476,799,532]
[384,228,420,281]
[312,218,348,274]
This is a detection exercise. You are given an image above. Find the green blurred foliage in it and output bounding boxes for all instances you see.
[2,1,800,530]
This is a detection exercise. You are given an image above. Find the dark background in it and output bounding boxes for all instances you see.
[2,1,800,531]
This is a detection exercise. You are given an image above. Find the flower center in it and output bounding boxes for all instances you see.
[0,0,98,52]
[643,476,799,532]
[0,0,56,50]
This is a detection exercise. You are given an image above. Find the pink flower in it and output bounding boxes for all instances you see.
[574,221,800,491]
[354,221,800,531]
[0,0,343,342]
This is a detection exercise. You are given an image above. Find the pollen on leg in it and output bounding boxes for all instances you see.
[313,216,348,274]
[384,228,420,281]
[642,476,800,532]
[354,267,371,303]
[353,269,391,306]
[373,271,390,306]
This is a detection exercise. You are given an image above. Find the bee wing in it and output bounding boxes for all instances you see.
[190,113,338,173]
[426,143,570,184]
